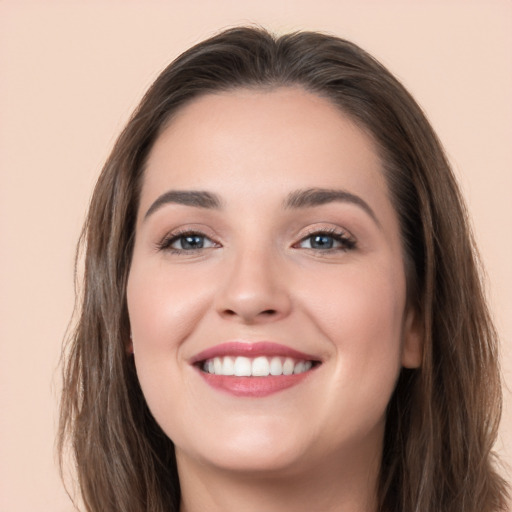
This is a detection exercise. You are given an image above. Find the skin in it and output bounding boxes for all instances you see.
[127,87,422,512]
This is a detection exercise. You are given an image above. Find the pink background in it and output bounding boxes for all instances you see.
[0,1,510,510]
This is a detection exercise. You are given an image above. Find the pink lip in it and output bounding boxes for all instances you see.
[199,373,312,397]
[190,341,319,364]
[190,342,321,398]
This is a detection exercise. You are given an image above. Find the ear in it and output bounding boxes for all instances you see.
[401,306,423,368]
[126,332,134,355]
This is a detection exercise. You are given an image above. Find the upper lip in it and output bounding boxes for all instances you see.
[190,341,321,364]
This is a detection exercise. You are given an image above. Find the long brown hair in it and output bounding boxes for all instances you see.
[59,27,509,511]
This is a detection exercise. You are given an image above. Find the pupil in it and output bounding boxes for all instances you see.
[182,235,204,249]
[311,235,333,249]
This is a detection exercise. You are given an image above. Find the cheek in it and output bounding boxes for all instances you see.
[126,261,214,353]
[126,261,218,432]
[299,260,406,347]
[296,261,406,413]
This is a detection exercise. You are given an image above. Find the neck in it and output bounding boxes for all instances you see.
[177,445,381,512]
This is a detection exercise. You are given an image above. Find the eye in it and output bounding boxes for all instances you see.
[296,229,356,251]
[157,231,219,253]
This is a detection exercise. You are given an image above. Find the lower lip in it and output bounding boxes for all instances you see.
[198,371,311,397]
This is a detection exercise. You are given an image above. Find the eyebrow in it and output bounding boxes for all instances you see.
[144,190,222,220]
[284,188,380,226]
[143,187,379,226]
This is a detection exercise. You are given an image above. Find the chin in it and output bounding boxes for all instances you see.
[175,418,315,476]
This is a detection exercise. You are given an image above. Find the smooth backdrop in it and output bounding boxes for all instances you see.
[1,1,510,510]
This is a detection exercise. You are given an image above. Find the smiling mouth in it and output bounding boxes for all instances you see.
[198,355,318,377]
[191,341,322,397]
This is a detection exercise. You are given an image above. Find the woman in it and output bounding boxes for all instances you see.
[59,27,509,511]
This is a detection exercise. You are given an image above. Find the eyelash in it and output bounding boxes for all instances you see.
[156,227,356,254]
[155,229,219,254]
[294,227,356,252]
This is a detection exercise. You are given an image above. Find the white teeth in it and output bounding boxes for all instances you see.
[222,356,235,375]
[202,355,315,377]
[234,356,252,376]
[282,358,295,375]
[294,361,306,374]
[269,357,283,376]
[252,356,270,376]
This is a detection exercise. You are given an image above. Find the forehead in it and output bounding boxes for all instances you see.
[141,87,390,212]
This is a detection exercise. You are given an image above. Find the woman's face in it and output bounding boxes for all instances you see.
[127,87,421,477]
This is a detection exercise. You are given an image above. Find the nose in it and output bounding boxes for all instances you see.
[215,247,292,324]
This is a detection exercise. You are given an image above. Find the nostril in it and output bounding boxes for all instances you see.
[223,309,277,315]
[220,308,279,320]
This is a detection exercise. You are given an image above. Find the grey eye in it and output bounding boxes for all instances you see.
[306,234,335,249]
[171,234,217,250]
[297,231,356,251]
[174,234,205,250]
